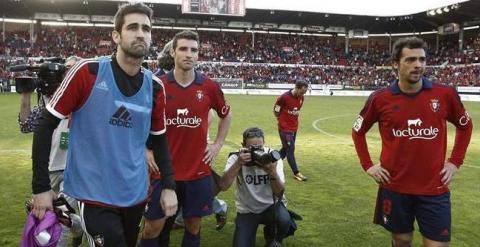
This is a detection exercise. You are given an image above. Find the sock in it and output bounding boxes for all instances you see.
[182,230,200,247]
[140,238,159,247]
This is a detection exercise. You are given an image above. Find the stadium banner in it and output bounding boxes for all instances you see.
[91,15,114,23]
[182,0,246,17]
[63,14,89,22]
[254,23,279,30]
[268,83,294,89]
[245,82,267,89]
[228,21,252,28]
[310,84,344,90]
[202,20,228,27]
[214,78,243,89]
[303,25,325,32]
[34,12,62,20]
[177,18,202,25]
[153,17,175,25]
[457,86,480,93]
[279,24,302,31]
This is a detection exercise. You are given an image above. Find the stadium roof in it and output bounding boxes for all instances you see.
[1,0,479,34]
[139,0,469,17]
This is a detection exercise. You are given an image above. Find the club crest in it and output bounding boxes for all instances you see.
[196,90,204,102]
[430,99,440,112]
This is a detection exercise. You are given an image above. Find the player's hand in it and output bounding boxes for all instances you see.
[145,149,160,175]
[440,161,458,186]
[160,189,178,217]
[32,190,56,220]
[203,143,221,165]
[366,164,391,184]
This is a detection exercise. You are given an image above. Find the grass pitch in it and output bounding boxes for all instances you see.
[0,93,478,246]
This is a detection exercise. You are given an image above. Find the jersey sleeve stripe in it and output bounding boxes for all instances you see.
[150,128,166,135]
[46,104,67,119]
[49,58,97,108]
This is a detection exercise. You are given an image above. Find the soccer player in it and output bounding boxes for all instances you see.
[30,3,177,247]
[352,37,473,247]
[273,80,309,181]
[144,30,232,247]
[219,127,295,247]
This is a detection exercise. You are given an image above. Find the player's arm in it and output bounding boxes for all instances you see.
[151,77,177,217]
[351,92,390,184]
[31,60,92,219]
[203,83,232,164]
[440,89,473,185]
[273,96,282,118]
[446,88,473,167]
[150,77,175,189]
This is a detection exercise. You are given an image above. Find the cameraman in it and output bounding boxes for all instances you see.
[18,55,83,247]
[219,127,293,247]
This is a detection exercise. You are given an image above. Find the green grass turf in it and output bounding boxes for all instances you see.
[0,93,479,246]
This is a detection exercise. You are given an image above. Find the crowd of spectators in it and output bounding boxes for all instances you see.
[196,62,479,87]
[1,26,479,89]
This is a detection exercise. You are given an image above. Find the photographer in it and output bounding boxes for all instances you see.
[18,55,83,247]
[219,127,294,247]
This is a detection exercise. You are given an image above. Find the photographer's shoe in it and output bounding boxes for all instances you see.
[293,172,308,181]
[215,213,227,230]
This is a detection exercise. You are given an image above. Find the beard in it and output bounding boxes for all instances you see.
[120,41,149,59]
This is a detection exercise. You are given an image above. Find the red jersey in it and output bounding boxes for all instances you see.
[161,71,230,181]
[352,79,473,195]
[274,90,304,132]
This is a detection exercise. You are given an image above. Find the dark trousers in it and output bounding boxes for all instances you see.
[79,202,145,247]
[233,203,292,247]
[278,130,299,174]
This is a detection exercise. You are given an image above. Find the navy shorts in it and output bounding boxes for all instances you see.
[144,179,166,220]
[177,175,213,218]
[374,188,451,242]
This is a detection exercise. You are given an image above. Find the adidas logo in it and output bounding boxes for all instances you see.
[95,80,108,91]
[109,105,132,128]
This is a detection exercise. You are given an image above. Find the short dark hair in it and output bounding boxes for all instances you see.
[295,79,309,89]
[114,2,153,33]
[242,127,264,143]
[391,37,427,62]
[172,30,200,50]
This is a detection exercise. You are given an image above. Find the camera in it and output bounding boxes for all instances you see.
[10,58,66,96]
[244,146,281,167]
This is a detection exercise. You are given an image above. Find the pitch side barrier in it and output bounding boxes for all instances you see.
[207,62,480,102]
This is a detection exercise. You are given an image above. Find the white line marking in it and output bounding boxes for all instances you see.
[0,149,29,153]
[312,114,353,138]
[463,164,480,169]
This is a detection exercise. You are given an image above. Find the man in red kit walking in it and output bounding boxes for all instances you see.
[143,30,232,247]
[352,37,473,247]
[273,80,309,181]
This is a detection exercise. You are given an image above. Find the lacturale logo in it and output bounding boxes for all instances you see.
[287,107,300,116]
[166,108,202,128]
[109,105,132,128]
[392,118,439,140]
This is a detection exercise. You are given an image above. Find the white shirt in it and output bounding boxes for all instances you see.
[225,147,286,214]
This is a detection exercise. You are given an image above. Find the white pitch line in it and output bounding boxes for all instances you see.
[463,164,480,169]
[312,114,354,138]
[0,149,30,153]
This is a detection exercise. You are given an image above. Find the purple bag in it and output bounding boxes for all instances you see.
[20,211,62,247]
